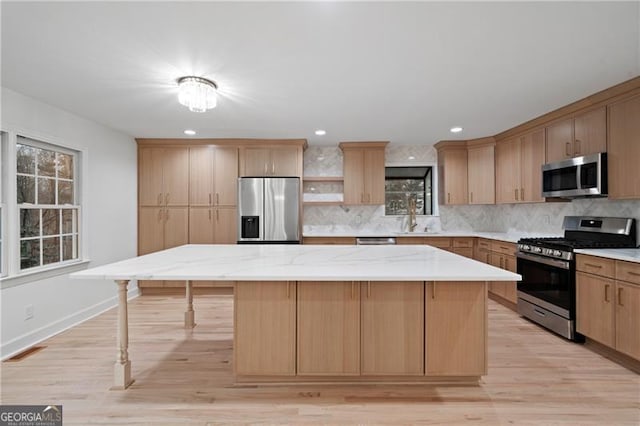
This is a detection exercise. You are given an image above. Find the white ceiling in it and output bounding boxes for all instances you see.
[2,1,639,146]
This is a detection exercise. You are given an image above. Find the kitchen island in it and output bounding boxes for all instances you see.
[71,244,521,389]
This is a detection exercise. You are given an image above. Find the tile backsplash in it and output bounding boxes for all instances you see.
[303,145,640,238]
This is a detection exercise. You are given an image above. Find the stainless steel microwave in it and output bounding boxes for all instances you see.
[542,153,607,198]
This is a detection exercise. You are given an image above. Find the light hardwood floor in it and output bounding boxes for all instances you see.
[1,295,638,425]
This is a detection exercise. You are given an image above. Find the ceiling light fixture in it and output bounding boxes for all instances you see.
[315,129,326,136]
[177,76,218,113]
[184,129,196,136]
[450,126,463,133]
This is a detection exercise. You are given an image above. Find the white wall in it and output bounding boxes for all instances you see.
[0,87,138,359]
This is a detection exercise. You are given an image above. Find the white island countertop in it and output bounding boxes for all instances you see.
[70,244,521,282]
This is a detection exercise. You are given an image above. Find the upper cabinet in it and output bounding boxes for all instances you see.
[339,142,388,205]
[495,129,545,204]
[139,147,189,207]
[189,146,238,206]
[466,138,495,205]
[546,107,606,163]
[434,142,468,205]
[608,94,640,200]
[240,146,301,177]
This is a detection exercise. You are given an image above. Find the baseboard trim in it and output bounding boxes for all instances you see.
[1,287,140,361]
[583,338,640,374]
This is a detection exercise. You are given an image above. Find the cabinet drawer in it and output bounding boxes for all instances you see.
[490,241,515,255]
[476,239,491,250]
[576,255,615,277]
[423,237,451,249]
[616,261,640,285]
[452,238,473,248]
[302,237,356,245]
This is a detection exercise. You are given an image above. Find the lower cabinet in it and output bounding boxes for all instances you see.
[425,281,487,376]
[297,282,360,375]
[576,271,615,347]
[615,281,640,359]
[234,281,296,376]
[361,281,424,375]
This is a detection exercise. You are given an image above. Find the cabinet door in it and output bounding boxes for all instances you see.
[361,282,424,375]
[138,207,164,255]
[271,147,299,177]
[503,254,518,304]
[189,146,214,206]
[546,118,574,163]
[297,282,360,375]
[139,147,164,206]
[573,107,606,157]
[214,207,237,244]
[520,129,545,203]
[608,95,640,200]
[242,148,270,176]
[441,149,468,205]
[495,139,520,204]
[189,208,214,244]
[576,272,614,347]
[162,148,190,206]
[467,144,495,204]
[213,147,238,206]
[234,281,296,375]
[164,207,189,249]
[615,282,640,360]
[363,148,386,204]
[425,282,486,376]
[342,149,365,204]
[488,253,506,298]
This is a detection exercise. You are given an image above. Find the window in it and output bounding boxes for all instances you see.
[17,137,79,271]
[384,166,433,215]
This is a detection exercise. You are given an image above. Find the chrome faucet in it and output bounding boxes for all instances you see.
[407,196,418,232]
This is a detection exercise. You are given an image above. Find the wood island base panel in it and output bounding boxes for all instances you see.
[70,244,520,389]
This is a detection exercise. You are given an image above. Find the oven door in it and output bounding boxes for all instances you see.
[516,252,574,319]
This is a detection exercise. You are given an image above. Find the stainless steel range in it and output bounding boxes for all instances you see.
[516,216,637,341]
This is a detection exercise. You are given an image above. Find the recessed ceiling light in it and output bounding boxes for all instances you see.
[450,126,463,133]
[315,129,326,136]
[408,156,416,160]
[184,129,196,136]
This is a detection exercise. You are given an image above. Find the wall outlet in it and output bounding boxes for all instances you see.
[25,304,34,320]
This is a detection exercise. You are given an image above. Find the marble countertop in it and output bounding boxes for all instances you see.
[70,244,521,282]
[574,248,640,264]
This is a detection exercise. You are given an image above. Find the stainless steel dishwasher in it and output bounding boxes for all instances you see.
[355,237,397,245]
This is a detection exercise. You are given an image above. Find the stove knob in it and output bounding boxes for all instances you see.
[553,250,562,257]
[534,247,542,253]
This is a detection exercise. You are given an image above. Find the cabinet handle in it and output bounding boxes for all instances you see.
[431,282,436,299]
[209,193,212,205]
[604,284,610,302]
[617,287,623,306]
[216,209,219,222]
[208,209,211,220]
[158,209,163,221]
[565,142,572,157]
[264,163,268,174]
[165,193,169,205]
[500,257,504,269]
[626,271,640,277]
[521,188,524,201]
[470,192,473,203]
[447,193,451,203]
[367,281,371,298]
[157,193,162,205]
[515,188,519,201]
[165,209,170,221]
[584,263,602,269]
[574,139,581,155]
[272,162,275,175]
[287,281,290,299]
[504,257,509,270]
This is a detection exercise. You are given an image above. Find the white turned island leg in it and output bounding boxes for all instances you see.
[185,280,195,328]
[113,280,134,390]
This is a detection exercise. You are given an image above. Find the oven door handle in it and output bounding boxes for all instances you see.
[516,252,570,270]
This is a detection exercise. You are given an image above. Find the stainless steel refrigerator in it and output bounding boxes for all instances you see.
[237,177,300,244]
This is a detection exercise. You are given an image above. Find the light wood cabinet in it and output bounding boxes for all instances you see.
[340,142,387,205]
[485,241,517,305]
[240,146,300,177]
[361,281,424,375]
[576,255,640,361]
[608,94,640,199]
[139,147,189,207]
[435,143,468,205]
[496,129,545,204]
[467,140,495,204]
[546,107,606,163]
[297,282,360,375]
[425,282,487,376]
[189,146,238,206]
[302,237,356,245]
[452,238,474,258]
[234,281,296,375]
[139,207,188,255]
[188,207,237,244]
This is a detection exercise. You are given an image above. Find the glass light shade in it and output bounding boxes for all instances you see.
[177,76,217,112]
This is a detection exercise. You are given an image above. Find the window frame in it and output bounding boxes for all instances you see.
[384,162,439,217]
[0,129,89,287]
